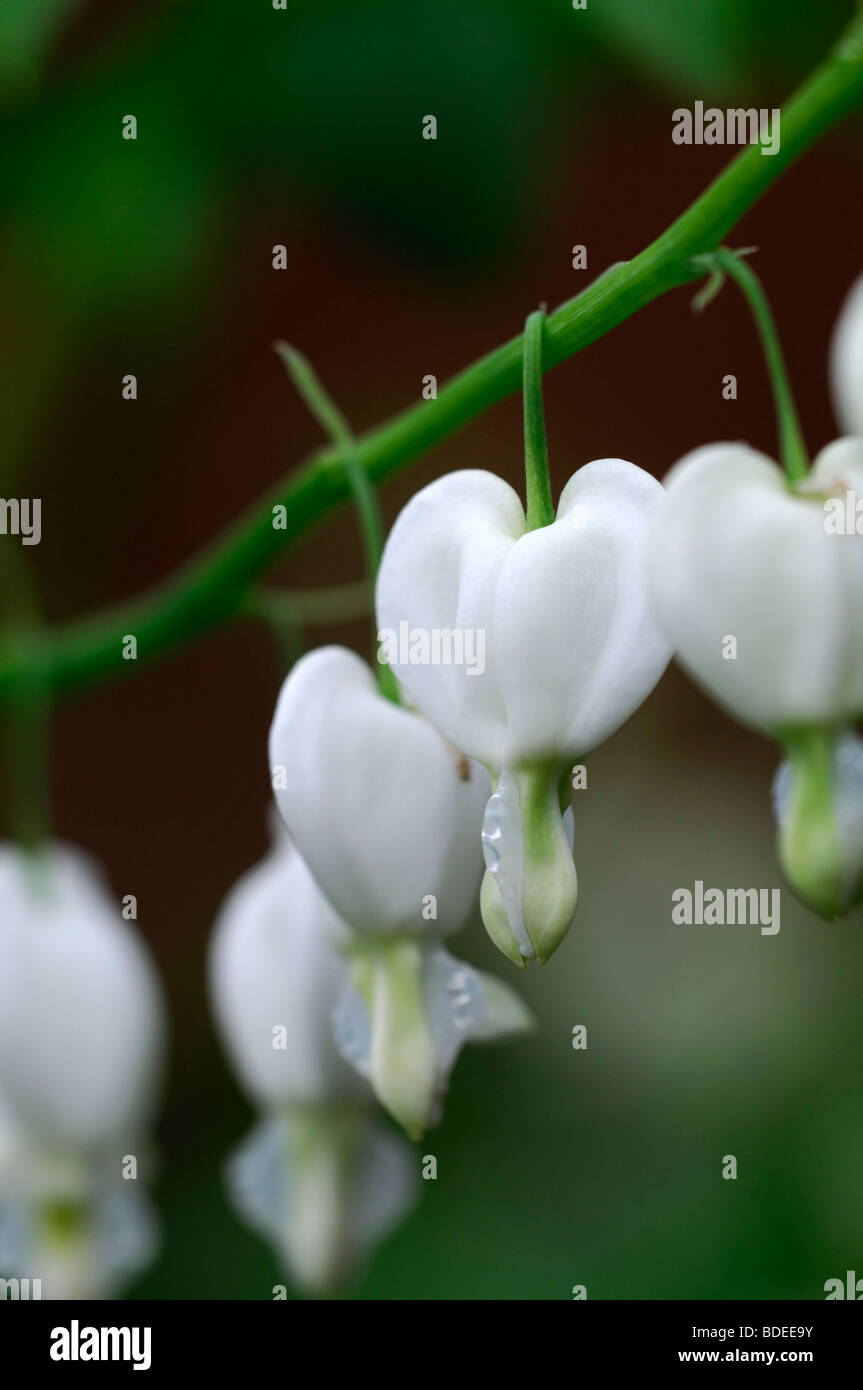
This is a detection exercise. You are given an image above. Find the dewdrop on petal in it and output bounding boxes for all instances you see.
[375,463,670,966]
[209,826,419,1292]
[0,844,164,1298]
[268,646,533,1138]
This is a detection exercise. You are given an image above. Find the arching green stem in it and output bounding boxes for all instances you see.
[701,248,809,482]
[274,343,400,702]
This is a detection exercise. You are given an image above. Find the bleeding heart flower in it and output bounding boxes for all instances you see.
[0,844,164,1298]
[209,827,416,1292]
[647,438,863,917]
[267,647,533,1137]
[375,461,670,966]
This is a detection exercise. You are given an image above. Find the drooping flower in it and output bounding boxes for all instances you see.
[830,271,863,438]
[267,647,533,1137]
[647,438,863,917]
[0,844,164,1299]
[375,462,671,966]
[209,825,417,1292]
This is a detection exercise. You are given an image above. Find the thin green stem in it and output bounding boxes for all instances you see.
[246,580,371,627]
[712,248,809,482]
[523,309,555,531]
[0,11,862,704]
[274,343,399,702]
[243,581,372,673]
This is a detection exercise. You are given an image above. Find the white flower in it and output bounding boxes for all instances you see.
[647,439,863,917]
[0,844,164,1298]
[830,271,863,437]
[646,439,863,733]
[267,648,533,1137]
[375,462,670,965]
[209,830,417,1292]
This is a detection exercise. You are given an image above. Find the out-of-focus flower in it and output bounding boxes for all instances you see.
[830,271,863,437]
[375,463,670,966]
[268,648,533,1137]
[209,827,417,1293]
[0,844,164,1298]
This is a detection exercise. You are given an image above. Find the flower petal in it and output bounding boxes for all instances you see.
[268,646,489,936]
[209,836,362,1108]
[376,470,524,768]
[647,442,863,730]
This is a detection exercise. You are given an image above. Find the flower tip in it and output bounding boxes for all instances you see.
[773,729,863,921]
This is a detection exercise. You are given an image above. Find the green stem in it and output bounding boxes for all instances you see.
[243,580,372,673]
[246,580,371,627]
[523,309,555,530]
[274,342,399,703]
[712,248,809,482]
[1,12,862,704]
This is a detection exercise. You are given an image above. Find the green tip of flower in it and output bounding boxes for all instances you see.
[358,938,441,1138]
[480,763,578,966]
[774,727,863,920]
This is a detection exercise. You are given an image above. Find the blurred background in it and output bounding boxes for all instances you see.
[1,0,862,1299]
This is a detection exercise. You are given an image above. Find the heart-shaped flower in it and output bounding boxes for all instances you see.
[375,460,671,965]
[0,844,164,1154]
[646,439,863,732]
[268,647,532,1137]
[647,437,863,917]
[0,844,164,1298]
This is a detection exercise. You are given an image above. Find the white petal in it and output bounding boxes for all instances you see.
[496,458,671,761]
[376,462,669,769]
[227,1109,417,1293]
[376,470,524,768]
[268,646,489,936]
[830,272,863,437]
[0,845,164,1152]
[647,442,863,730]
[472,971,535,1042]
[209,837,362,1108]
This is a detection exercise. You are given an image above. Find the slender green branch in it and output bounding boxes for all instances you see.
[243,579,373,673]
[274,343,387,590]
[246,581,371,627]
[1,12,862,703]
[701,249,809,482]
[523,309,555,531]
[274,342,399,702]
